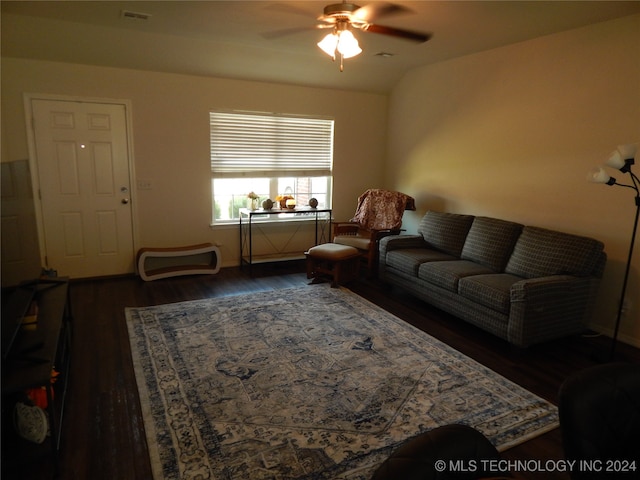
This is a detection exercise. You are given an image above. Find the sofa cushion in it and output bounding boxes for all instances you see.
[505,227,605,279]
[386,249,457,276]
[458,273,524,314]
[418,211,475,257]
[461,217,523,272]
[418,261,495,293]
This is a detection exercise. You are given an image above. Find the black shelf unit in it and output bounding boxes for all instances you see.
[1,278,72,477]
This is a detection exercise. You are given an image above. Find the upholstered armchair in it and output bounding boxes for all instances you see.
[333,189,415,275]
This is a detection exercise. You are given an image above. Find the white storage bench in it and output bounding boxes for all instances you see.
[136,243,221,281]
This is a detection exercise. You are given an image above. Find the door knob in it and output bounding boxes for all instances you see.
[122,198,130,204]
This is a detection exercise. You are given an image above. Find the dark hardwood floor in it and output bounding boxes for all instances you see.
[4,262,639,480]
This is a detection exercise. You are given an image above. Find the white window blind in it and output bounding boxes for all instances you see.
[210,111,334,178]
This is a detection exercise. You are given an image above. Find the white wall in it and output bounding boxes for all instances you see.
[1,59,389,277]
[387,14,640,346]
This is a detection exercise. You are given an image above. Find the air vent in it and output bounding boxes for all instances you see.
[121,10,152,21]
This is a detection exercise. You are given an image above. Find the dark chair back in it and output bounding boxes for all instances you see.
[558,362,640,480]
[371,424,507,480]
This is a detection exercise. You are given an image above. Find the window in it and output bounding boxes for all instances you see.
[210,110,334,224]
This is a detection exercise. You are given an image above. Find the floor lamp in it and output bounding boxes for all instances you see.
[588,143,639,360]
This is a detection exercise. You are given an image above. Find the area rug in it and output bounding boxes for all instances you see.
[126,285,558,480]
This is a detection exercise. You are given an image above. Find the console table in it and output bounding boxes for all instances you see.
[1,278,72,473]
[239,207,332,274]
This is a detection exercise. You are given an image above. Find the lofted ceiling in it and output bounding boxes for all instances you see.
[2,1,639,94]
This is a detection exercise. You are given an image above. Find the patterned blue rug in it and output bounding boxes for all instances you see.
[126,284,558,480]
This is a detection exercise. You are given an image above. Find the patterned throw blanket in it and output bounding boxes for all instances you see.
[349,189,416,230]
[126,285,558,480]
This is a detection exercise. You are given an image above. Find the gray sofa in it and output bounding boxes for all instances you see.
[378,211,606,348]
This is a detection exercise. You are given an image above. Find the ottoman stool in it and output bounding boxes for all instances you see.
[305,243,361,287]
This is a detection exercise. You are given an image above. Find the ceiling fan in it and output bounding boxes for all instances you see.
[266,1,432,71]
[318,2,431,41]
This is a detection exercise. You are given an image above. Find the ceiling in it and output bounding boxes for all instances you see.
[2,1,639,94]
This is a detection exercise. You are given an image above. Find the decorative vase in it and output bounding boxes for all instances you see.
[262,199,274,210]
[309,198,318,208]
[249,198,259,210]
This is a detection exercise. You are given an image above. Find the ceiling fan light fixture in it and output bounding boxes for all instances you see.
[317,28,361,72]
[318,30,362,59]
[312,1,430,70]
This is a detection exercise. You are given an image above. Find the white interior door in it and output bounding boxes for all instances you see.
[29,98,135,278]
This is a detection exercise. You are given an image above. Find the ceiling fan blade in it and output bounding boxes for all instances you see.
[262,27,310,40]
[264,2,315,18]
[262,25,330,40]
[352,2,413,23]
[362,23,432,43]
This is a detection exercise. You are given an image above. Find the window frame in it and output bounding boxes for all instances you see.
[209,110,334,225]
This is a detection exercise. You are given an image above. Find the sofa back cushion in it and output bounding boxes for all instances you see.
[461,217,524,272]
[418,211,474,257]
[505,226,605,279]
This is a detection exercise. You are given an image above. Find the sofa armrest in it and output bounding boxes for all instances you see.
[378,235,428,276]
[508,275,597,348]
[379,234,426,255]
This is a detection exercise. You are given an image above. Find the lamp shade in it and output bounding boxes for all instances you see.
[317,33,338,58]
[337,30,362,58]
[606,144,637,170]
[618,143,637,159]
[588,167,615,185]
[607,150,626,170]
